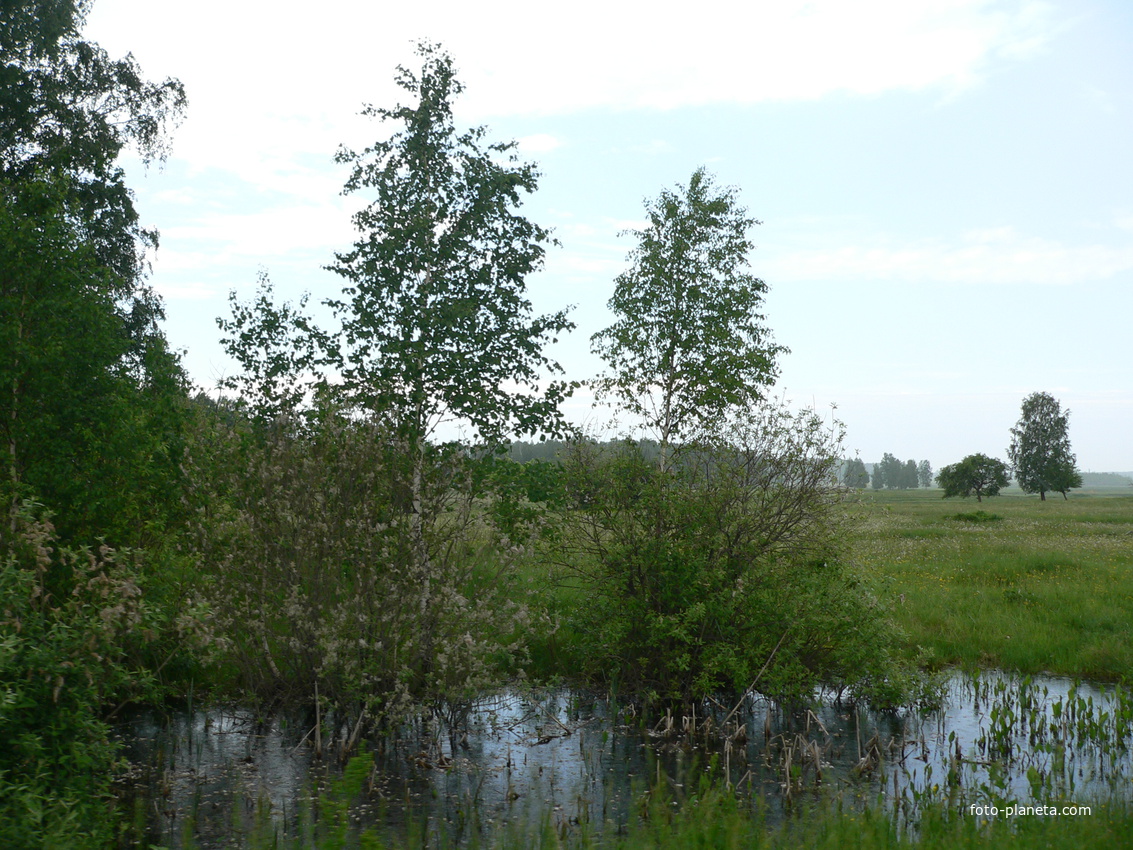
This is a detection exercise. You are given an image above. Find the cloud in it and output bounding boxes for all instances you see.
[556,253,626,279]
[1082,85,1117,114]
[86,1,1061,170]
[517,133,564,154]
[84,1,1067,295]
[761,225,1133,285]
[161,201,354,259]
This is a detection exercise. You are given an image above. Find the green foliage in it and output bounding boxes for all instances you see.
[185,402,533,718]
[903,458,918,489]
[590,167,786,468]
[553,406,911,707]
[326,41,574,448]
[0,177,190,545]
[842,457,869,488]
[476,454,567,545]
[216,271,320,430]
[206,43,574,723]
[871,453,922,490]
[876,453,898,488]
[917,459,934,488]
[0,7,203,842]
[937,454,1010,502]
[578,167,908,707]
[0,502,205,847]
[1,2,189,547]
[1,0,185,294]
[1008,391,1083,501]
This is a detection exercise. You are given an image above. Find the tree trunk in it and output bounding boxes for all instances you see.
[410,433,429,577]
[659,382,674,474]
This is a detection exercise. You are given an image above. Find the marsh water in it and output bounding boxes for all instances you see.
[115,671,1133,848]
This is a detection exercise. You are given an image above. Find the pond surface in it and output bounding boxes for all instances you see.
[115,671,1133,848]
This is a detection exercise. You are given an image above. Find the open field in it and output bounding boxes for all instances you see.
[849,489,1133,681]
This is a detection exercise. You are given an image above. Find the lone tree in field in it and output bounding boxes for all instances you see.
[1008,392,1082,501]
[326,42,575,560]
[936,454,1010,502]
[590,167,786,471]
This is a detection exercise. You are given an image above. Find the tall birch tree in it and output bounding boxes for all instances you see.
[1008,391,1082,501]
[325,42,574,566]
[591,168,785,471]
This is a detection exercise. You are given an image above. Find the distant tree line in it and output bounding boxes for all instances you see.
[841,455,932,489]
[509,438,663,464]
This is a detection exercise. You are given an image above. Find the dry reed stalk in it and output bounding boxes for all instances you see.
[724,628,790,727]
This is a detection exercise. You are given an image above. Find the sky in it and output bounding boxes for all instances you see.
[83,0,1132,472]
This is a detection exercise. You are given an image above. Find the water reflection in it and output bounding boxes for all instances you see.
[115,671,1133,848]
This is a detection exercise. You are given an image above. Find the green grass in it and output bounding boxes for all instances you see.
[525,488,1133,684]
[849,489,1133,681]
[231,775,1133,849]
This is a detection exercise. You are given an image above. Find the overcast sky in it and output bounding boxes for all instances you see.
[85,0,1132,472]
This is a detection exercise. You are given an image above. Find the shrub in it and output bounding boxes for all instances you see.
[185,404,534,724]
[949,510,1003,523]
[551,405,913,707]
[0,501,201,846]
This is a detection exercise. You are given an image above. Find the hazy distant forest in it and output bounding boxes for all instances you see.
[3,3,1130,847]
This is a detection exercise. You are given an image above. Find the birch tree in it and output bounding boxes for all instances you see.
[1008,392,1082,501]
[326,42,574,565]
[591,168,785,471]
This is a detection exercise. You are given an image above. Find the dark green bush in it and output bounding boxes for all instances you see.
[0,502,191,846]
[551,407,916,708]
[949,510,1003,523]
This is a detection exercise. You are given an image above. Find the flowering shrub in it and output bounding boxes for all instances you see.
[186,406,532,725]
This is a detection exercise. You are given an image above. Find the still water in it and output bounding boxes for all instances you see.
[116,671,1133,847]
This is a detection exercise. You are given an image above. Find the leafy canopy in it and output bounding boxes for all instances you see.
[325,41,574,446]
[936,453,1010,502]
[842,457,869,488]
[1008,391,1082,501]
[1,0,188,544]
[591,167,786,462]
[1,0,186,290]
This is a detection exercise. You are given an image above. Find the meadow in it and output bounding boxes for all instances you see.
[847,488,1133,682]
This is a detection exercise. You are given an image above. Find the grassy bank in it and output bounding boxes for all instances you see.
[848,489,1133,681]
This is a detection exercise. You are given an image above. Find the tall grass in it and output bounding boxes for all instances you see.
[848,490,1133,680]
